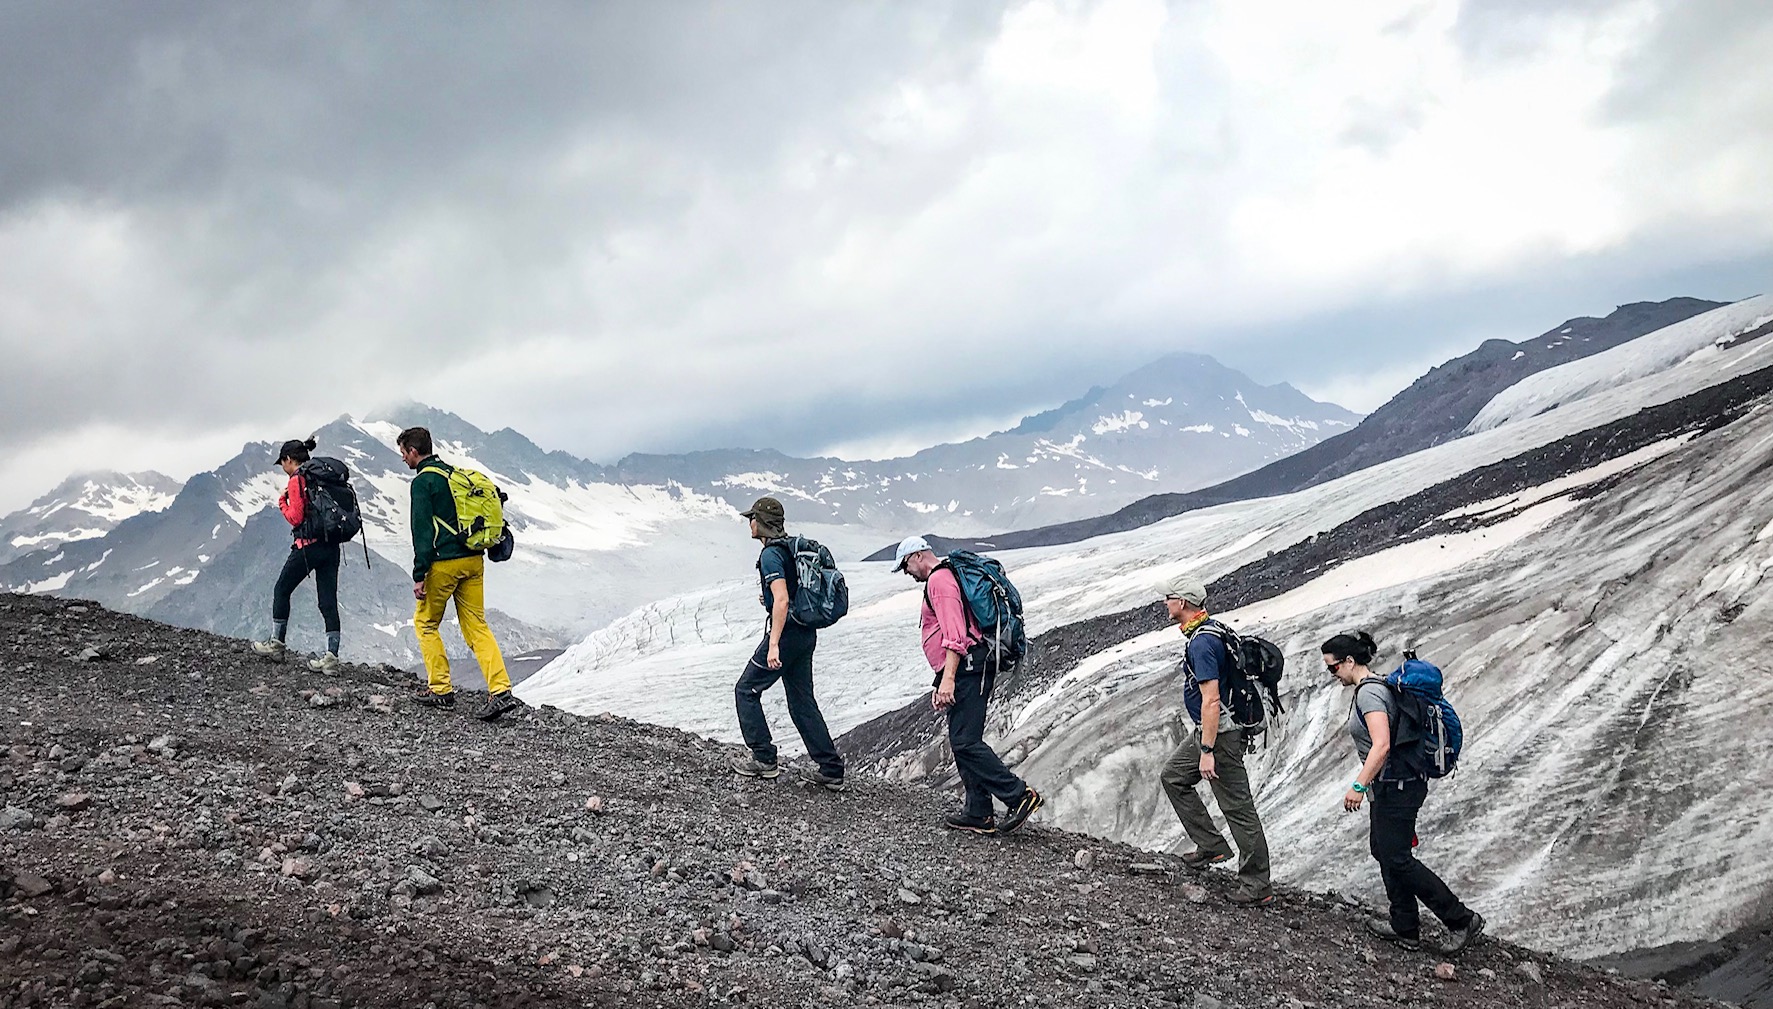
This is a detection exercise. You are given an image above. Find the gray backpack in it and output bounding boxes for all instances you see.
[766,536,849,629]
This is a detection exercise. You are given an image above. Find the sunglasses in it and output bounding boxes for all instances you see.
[1325,657,1348,674]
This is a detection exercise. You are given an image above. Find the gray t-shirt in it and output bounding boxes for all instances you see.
[1348,679,1397,762]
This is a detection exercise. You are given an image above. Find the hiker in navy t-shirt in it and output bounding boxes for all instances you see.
[1156,575,1273,906]
[728,497,846,791]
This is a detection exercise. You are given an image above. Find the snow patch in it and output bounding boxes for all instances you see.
[221,471,286,526]
[9,528,108,550]
[1223,497,1583,629]
[1246,407,1320,434]
[25,570,73,593]
[128,576,165,598]
[1439,434,1697,522]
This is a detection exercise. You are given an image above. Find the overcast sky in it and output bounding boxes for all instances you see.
[2,0,1769,512]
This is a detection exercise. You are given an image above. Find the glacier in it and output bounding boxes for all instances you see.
[522,296,1773,957]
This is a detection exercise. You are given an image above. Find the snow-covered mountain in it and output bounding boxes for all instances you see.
[610,353,1357,532]
[519,294,1773,960]
[0,470,182,565]
[0,407,776,664]
[0,353,1354,663]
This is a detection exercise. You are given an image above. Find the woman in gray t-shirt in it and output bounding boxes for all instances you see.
[1323,631,1484,957]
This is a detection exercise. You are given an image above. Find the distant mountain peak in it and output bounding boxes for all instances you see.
[0,469,184,564]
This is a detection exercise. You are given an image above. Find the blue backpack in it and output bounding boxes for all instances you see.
[768,536,849,629]
[1381,652,1464,779]
[936,551,1027,667]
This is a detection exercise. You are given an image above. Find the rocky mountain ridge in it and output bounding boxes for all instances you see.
[0,352,1353,667]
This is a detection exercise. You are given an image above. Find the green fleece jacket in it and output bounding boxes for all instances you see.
[409,456,478,582]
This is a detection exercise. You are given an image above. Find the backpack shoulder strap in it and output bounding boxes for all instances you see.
[761,539,798,588]
[1192,618,1238,648]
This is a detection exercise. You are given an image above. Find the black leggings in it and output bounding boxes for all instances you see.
[272,543,341,633]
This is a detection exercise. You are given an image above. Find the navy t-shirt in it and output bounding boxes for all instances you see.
[1181,628,1228,725]
[757,543,791,611]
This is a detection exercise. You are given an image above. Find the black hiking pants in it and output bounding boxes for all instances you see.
[945,648,1028,818]
[734,622,845,778]
[272,542,341,633]
[1369,777,1473,938]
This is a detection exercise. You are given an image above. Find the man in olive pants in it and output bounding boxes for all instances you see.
[1157,576,1273,906]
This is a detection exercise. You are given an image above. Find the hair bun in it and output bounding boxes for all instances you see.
[301,437,318,450]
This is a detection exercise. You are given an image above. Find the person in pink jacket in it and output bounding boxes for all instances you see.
[250,437,343,672]
[893,536,1042,835]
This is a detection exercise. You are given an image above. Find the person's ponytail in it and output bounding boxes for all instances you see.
[1321,630,1378,666]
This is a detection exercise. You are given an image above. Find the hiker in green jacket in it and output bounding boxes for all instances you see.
[398,426,515,721]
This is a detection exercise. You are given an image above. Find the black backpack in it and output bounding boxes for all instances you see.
[296,458,364,547]
[1192,619,1286,736]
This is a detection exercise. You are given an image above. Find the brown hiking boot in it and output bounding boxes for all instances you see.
[1226,887,1275,908]
[1181,849,1233,870]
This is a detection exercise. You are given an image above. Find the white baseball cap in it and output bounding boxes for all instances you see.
[892,535,932,572]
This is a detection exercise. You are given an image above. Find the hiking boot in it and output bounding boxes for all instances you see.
[1226,887,1275,908]
[1181,849,1234,871]
[944,812,997,835]
[1439,912,1486,956]
[307,652,342,675]
[413,689,457,710]
[1365,917,1421,950]
[731,756,780,780]
[251,639,289,663]
[996,786,1043,835]
[476,690,518,722]
[798,767,847,792]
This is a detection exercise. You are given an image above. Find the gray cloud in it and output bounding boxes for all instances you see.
[0,0,1769,511]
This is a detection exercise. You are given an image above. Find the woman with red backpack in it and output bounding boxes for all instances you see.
[251,437,344,673]
[1323,630,1484,956]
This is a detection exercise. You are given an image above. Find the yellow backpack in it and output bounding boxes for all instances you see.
[421,465,506,552]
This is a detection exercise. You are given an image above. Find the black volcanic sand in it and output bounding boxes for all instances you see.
[0,593,1715,1009]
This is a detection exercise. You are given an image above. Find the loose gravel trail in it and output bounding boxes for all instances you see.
[0,593,1711,1008]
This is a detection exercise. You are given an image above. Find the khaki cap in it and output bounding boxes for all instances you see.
[1163,575,1208,607]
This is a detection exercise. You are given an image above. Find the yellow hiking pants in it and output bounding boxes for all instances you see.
[414,554,511,695]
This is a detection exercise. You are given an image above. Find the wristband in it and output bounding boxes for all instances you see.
[1351,782,1369,794]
